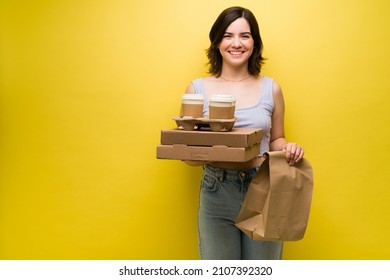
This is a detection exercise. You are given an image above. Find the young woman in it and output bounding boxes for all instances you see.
[184,6,304,260]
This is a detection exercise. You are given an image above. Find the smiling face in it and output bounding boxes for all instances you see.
[207,7,264,76]
[218,17,254,69]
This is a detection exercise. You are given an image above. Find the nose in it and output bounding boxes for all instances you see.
[232,36,242,47]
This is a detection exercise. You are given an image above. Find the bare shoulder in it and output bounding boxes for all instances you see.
[265,78,284,113]
[270,78,285,102]
[185,76,215,94]
[271,79,282,95]
[185,82,195,94]
[201,76,218,86]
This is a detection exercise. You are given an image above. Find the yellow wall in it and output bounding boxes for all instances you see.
[1,0,389,259]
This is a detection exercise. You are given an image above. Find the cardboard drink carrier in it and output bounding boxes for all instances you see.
[156,116,263,162]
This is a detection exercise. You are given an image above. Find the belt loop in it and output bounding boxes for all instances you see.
[219,169,224,182]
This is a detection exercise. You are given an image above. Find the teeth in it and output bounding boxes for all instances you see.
[230,51,243,55]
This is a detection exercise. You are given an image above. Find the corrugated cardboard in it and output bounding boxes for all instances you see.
[160,128,263,148]
[156,128,263,162]
[156,143,260,162]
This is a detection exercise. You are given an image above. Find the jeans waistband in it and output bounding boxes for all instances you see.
[204,164,259,181]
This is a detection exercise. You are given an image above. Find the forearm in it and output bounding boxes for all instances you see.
[269,137,288,151]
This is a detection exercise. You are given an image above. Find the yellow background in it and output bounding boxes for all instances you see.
[1,0,389,259]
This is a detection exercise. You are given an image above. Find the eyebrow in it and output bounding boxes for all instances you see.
[224,31,252,36]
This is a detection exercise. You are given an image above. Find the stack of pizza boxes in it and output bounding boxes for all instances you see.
[156,94,262,162]
[157,126,263,162]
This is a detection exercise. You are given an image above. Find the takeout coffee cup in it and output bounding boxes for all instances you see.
[208,95,236,119]
[180,94,204,118]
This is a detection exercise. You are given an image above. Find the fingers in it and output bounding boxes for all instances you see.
[283,143,304,165]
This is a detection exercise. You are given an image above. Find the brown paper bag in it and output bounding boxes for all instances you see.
[236,151,314,241]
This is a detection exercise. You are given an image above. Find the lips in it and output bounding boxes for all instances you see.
[229,51,245,55]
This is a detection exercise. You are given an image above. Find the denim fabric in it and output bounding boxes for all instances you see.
[198,164,283,260]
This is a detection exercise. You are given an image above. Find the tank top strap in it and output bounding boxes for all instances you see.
[262,76,274,100]
[192,78,205,94]
[260,76,274,111]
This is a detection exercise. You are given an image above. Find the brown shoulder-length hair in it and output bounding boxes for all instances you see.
[206,6,265,77]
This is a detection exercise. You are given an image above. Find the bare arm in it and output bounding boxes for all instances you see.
[269,81,304,165]
[269,81,288,151]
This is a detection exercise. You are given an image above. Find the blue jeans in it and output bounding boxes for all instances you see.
[198,164,283,260]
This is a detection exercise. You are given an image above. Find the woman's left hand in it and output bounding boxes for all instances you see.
[283,143,304,165]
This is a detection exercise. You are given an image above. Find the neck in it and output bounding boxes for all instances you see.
[219,74,251,82]
[219,66,250,82]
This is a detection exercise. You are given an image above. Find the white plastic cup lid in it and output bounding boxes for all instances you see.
[209,95,236,102]
[181,94,204,101]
